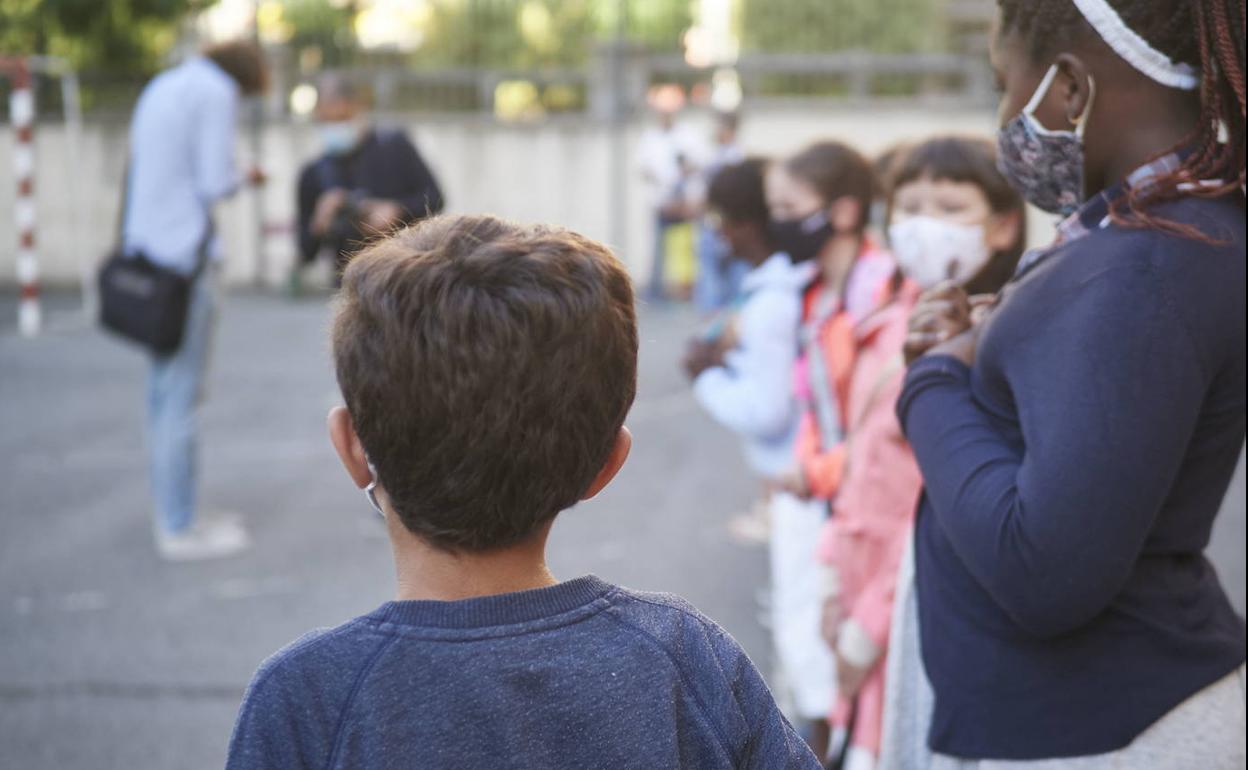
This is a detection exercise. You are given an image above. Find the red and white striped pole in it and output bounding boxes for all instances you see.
[9,59,40,336]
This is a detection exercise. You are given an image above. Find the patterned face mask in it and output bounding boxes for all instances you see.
[996,65,1096,216]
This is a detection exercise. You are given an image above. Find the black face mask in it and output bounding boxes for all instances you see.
[767,211,834,264]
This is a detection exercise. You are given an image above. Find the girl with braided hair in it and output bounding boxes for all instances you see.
[887,0,1246,767]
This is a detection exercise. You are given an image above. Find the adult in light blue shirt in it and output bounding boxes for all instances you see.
[122,41,267,560]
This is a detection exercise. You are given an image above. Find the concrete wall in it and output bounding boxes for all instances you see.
[0,105,1049,292]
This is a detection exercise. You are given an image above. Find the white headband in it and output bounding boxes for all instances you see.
[1071,0,1200,89]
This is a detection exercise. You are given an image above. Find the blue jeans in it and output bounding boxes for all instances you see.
[147,274,215,534]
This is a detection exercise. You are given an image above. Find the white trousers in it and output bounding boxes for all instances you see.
[769,491,836,721]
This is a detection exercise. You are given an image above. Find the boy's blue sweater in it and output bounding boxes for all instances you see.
[225,575,820,769]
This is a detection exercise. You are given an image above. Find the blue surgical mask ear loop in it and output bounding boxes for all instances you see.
[364,461,386,518]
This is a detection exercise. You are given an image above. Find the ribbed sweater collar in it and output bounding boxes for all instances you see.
[370,575,613,630]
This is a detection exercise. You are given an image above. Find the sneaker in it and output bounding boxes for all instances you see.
[156,517,251,562]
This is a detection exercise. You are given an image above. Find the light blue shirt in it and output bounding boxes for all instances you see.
[693,253,816,477]
[123,57,241,273]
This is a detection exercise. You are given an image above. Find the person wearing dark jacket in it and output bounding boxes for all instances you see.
[297,75,444,283]
[896,0,1245,766]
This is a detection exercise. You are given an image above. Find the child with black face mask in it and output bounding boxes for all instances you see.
[757,141,894,760]
[683,158,836,758]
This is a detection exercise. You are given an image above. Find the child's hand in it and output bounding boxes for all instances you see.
[928,326,980,367]
[819,595,844,650]
[968,293,997,325]
[311,188,348,236]
[717,318,740,354]
[834,652,872,701]
[905,282,973,364]
[682,338,724,380]
[772,469,811,500]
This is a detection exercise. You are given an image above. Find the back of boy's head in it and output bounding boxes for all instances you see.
[332,215,638,552]
[785,141,875,233]
[707,157,770,227]
[888,136,1028,270]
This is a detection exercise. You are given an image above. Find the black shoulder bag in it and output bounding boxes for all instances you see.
[98,165,214,357]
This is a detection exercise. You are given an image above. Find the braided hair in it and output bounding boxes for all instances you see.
[998,0,1246,238]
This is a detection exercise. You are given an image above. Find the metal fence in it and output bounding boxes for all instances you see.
[2,0,999,122]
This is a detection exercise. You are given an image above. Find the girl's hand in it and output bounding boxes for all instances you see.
[820,595,844,650]
[905,284,1001,365]
[682,338,724,380]
[928,327,979,367]
[771,469,811,500]
[917,292,998,366]
[968,293,997,325]
[905,282,973,364]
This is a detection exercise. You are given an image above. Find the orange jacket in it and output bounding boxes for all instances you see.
[798,279,925,754]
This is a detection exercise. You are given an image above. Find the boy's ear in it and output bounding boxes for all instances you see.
[582,426,632,501]
[328,406,374,490]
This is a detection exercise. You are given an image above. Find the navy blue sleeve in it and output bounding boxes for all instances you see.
[898,260,1208,638]
[385,132,444,218]
[225,628,385,770]
[296,162,324,265]
[707,628,822,769]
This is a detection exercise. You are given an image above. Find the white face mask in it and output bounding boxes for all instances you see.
[888,216,992,290]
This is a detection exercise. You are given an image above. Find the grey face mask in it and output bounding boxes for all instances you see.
[996,65,1096,216]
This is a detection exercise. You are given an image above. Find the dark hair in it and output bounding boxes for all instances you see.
[887,136,1028,290]
[204,40,268,95]
[317,72,366,105]
[873,144,908,199]
[784,141,876,232]
[998,0,1246,238]
[332,215,638,552]
[716,111,741,133]
[707,157,770,227]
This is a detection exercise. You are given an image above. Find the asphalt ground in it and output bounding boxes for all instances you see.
[1,291,1243,770]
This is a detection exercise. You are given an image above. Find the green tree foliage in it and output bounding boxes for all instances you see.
[0,0,204,74]
[411,0,692,69]
[279,0,358,68]
[739,0,948,55]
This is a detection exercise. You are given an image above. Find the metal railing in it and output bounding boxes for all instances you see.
[2,0,999,121]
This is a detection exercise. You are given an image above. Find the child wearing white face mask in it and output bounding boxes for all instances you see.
[886,137,1026,295]
[799,136,1024,770]
[869,137,1025,770]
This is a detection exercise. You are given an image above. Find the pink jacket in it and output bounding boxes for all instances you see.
[801,280,924,754]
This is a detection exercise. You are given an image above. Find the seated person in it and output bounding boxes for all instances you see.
[296,74,444,283]
[226,214,822,770]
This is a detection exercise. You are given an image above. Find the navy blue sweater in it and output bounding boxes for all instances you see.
[898,193,1246,759]
[225,576,820,769]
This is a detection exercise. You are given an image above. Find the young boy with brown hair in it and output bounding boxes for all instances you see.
[225,214,820,769]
